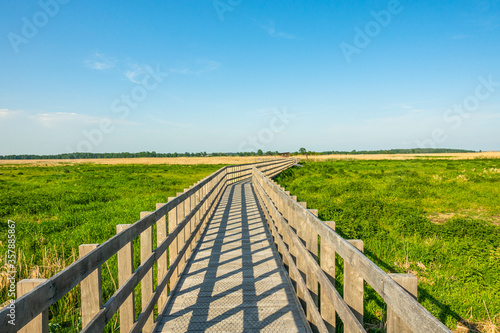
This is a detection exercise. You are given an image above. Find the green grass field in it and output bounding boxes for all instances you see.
[1,160,499,332]
[274,159,500,332]
[0,163,223,332]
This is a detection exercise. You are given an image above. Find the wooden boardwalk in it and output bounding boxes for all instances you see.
[155,180,310,332]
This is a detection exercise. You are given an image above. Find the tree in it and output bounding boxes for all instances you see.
[299,147,307,154]
[257,149,263,156]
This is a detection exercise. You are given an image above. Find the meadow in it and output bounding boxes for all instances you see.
[0,163,223,332]
[275,159,500,332]
[1,158,499,332]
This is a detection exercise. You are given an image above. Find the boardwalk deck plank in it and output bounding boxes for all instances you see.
[155,180,310,333]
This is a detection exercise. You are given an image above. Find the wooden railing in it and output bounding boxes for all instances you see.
[0,158,297,333]
[252,166,451,333]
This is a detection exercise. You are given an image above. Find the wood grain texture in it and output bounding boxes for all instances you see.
[79,244,101,330]
[18,279,48,333]
[140,212,154,332]
[344,240,364,333]
[321,222,336,333]
[387,274,418,333]
[117,224,135,333]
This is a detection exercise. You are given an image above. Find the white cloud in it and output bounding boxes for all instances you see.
[383,103,426,113]
[29,112,104,127]
[84,53,116,70]
[0,108,23,118]
[169,60,221,76]
[124,64,147,84]
[261,21,296,39]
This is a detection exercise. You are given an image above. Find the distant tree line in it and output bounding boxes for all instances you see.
[318,148,476,155]
[0,148,477,160]
[0,150,282,160]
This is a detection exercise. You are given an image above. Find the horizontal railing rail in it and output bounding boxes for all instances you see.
[0,158,297,333]
[251,166,451,333]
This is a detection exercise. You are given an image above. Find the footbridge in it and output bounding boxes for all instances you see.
[0,159,451,332]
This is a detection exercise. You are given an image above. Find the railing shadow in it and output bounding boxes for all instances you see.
[157,180,309,332]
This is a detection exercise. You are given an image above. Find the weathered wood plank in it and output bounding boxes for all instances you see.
[156,202,168,307]
[117,224,135,333]
[18,280,48,333]
[345,240,364,333]
[387,274,418,333]
[140,212,154,332]
[321,222,336,333]
[79,244,101,330]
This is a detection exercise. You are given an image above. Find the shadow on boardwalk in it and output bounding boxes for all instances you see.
[155,180,310,332]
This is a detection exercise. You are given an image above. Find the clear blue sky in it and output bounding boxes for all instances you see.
[1,0,499,154]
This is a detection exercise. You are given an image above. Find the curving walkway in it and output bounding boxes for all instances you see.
[155,180,310,333]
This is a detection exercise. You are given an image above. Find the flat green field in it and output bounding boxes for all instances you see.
[1,160,499,332]
[0,163,223,332]
[274,159,500,332]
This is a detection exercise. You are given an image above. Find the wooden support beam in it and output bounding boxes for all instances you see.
[387,274,418,333]
[321,222,336,332]
[117,224,135,333]
[345,239,364,333]
[305,209,319,322]
[167,197,179,289]
[18,280,48,333]
[177,192,187,276]
[79,244,101,329]
[140,212,154,332]
[156,203,168,305]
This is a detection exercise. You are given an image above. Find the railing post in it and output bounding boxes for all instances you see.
[168,197,179,289]
[183,189,193,258]
[79,244,101,329]
[18,279,48,333]
[140,211,154,332]
[296,201,308,312]
[176,192,187,273]
[321,222,336,332]
[345,239,364,332]
[193,188,201,243]
[156,203,168,306]
[116,224,135,332]
[387,273,418,333]
[306,209,319,323]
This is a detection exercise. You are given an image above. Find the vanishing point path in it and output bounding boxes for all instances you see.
[155,180,311,332]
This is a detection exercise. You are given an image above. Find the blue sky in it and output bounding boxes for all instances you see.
[1,0,499,154]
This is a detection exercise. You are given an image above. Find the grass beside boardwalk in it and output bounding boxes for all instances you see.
[275,159,500,332]
[0,163,223,332]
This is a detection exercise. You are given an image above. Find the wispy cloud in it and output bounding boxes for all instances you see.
[124,63,147,84]
[0,108,23,118]
[169,60,221,76]
[29,112,104,127]
[383,103,425,113]
[84,53,116,70]
[261,21,296,39]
